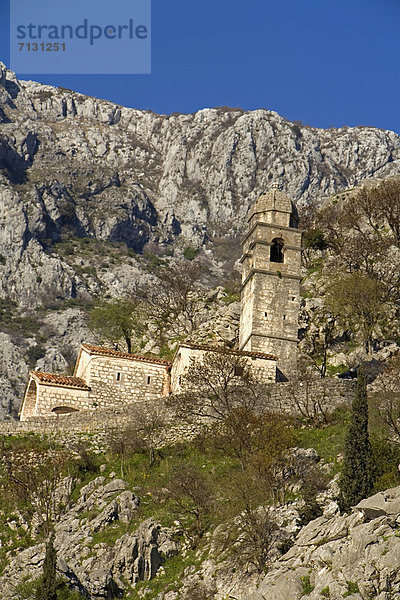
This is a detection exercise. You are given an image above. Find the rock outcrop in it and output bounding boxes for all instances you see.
[2,60,400,295]
[248,485,400,600]
[0,476,178,599]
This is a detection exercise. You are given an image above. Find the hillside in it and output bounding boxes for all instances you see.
[1,408,400,600]
[1,61,400,417]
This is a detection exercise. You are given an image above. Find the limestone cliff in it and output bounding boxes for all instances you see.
[248,486,400,600]
[4,471,400,600]
[1,61,400,417]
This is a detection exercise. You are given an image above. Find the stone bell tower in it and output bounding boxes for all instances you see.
[239,183,302,380]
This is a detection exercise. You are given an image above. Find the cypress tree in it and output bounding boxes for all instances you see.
[339,366,375,510]
[36,532,57,600]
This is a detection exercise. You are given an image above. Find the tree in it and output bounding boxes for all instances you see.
[211,408,295,571]
[168,350,268,422]
[297,466,328,526]
[88,298,145,353]
[286,362,332,425]
[355,177,400,245]
[316,181,400,301]
[168,461,214,543]
[300,180,400,370]
[216,467,279,572]
[213,408,294,500]
[300,306,340,378]
[107,404,167,475]
[339,366,375,510]
[35,532,57,600]
[369,354,400,441]
[0,443,70,537]
[326,272,388,357]
[138,259,205,342]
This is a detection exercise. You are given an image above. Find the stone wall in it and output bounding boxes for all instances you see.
[0,400,201,450]
[263,378,356,415]
[35,385,91,416]
[170,344,276,394]
[0,379,356,447]
[86,355,169,405]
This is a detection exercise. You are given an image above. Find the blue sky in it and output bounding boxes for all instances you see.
[1,0,400,133]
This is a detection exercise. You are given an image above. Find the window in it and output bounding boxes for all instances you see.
[283,315,286,320]
[115,371,123,382]
[147,375,152,385]
[264,312,268,318]
[270,238,284,263]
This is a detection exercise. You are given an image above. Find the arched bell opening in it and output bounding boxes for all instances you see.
[270,238,285,263]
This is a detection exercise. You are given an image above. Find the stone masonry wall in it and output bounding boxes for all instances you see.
[0,379,356,446]
[35,385,91,416]
[170,345,276,394]
[86,356,168,406]
[263,378,356,415]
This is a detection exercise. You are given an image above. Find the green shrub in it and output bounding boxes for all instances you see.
[343,581,359,596]
[277,537,294,555]
[26,345,46,367]
[183,246,199,261]
[297,498,323,527]
[370,433,400,492]
[301,573,314,595]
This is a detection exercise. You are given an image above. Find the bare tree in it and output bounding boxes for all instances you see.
[168,350,268,422]
[325,272,389,357]
[0,443,71,537]
[216,469,279,572]
[355,177,400,245]
[213,408,294,473]
[301,306,340,378]
[168,461,214,543]
[316,180,400,301]
[138,260,205,342]
[370,354,400,441]
[107,404,167,476]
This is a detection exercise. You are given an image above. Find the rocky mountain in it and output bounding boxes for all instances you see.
[0,474,178,599]
[1,61,400,418]
[3,464,400,600]
[249,486,400,600]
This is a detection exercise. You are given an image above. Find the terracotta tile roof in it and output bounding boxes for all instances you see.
[178,342,277,361]
[81,343,172,366]
[31,371,90,390]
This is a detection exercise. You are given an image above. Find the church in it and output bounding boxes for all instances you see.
[19,185,302,421]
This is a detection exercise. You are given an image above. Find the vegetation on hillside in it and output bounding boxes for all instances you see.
[2,368,400,598]
[300,176,400,372]
[3,177,400,596]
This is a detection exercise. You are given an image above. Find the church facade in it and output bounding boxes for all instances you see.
[19,186,302,421]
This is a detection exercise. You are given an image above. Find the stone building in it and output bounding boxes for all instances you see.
[19,344,171,421]
[170,342,277,394]
[239,184,302,380]
[19,184,303,420]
